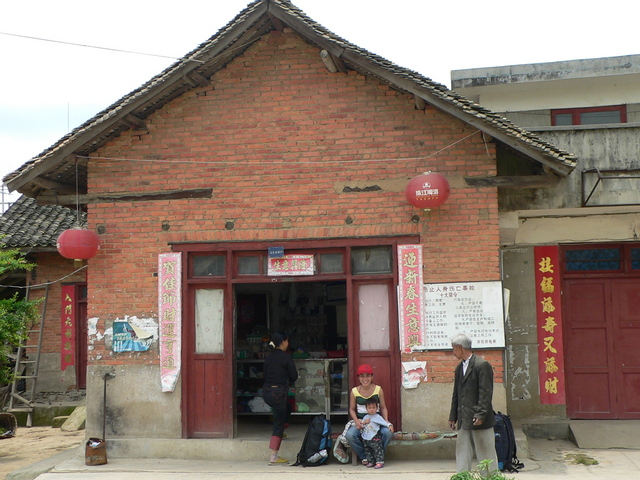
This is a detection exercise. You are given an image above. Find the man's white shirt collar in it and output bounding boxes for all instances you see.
[462,354,472,375]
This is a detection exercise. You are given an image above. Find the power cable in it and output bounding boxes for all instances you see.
[0,31,203,63]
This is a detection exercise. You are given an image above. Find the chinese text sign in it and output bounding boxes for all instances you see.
[423,281,506,350]
[397,245,424,352]
[534,246,566,404]
[60,285,76,370]
[267,254,314,276]
[159,252,182,392]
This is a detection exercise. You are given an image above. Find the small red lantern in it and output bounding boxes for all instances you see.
[405,172,450,209]
[56,228,100,261]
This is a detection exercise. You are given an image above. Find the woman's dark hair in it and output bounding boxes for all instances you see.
[269,332,288,349]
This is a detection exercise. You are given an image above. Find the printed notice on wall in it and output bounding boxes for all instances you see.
[423,281,506,350]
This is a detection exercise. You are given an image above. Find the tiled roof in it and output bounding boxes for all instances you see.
[0,196,84,248]
[3,0,577,196]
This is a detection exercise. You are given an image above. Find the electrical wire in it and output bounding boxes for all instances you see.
[78,130,481,166]
[0,31,204,63]
[0,264,88,289]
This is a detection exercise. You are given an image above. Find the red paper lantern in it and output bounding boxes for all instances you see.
[405,172,450,209]
[56,228,100,260]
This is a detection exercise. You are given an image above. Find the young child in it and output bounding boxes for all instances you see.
[361,397,391,469]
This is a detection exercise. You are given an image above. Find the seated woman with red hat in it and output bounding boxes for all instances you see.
[345,364,394,465]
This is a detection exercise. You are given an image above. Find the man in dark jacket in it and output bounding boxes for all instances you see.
[448,333,498,474]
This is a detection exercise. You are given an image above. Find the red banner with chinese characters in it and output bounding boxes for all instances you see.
[534,246,566,404]
[397,245,424,352]
[159,252,182,392]
[60,285,76,370]
[267,254,315,276]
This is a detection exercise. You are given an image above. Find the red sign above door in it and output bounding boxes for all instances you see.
[267,254,315,276]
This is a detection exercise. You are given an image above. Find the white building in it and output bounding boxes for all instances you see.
[452,55,640,426]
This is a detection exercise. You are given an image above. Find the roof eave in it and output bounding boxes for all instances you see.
[4,0,577,197]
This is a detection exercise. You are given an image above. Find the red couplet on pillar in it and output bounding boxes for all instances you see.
[56,228,100,260]
[405,172,450,209]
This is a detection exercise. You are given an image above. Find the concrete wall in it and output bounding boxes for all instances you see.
[85,364,182,439]
[452,54,640,111]
[401,381,506,431]
[497,126,640,213]
[501,248,566,421]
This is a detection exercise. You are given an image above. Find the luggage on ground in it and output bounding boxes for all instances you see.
[292,414,332,467]
[494,411,524,472]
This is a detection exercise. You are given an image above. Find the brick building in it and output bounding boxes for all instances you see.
[0,196,88,394]
[3,0,575,451]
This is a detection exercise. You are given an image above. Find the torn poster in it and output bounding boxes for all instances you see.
[402,361,427,389]
[112,321,154,352]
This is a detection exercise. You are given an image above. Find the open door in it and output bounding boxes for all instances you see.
[184,285,233,437]
[351,280,400,427]
[76,285,88,389]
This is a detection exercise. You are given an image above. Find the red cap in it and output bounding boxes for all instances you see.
[357,364,374,375]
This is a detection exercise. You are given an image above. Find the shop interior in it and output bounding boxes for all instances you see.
[234,280,350,424]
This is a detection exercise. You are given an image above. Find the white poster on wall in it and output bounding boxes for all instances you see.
[423,281,507,350]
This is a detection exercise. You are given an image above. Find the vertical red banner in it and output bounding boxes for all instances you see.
[534,246,566,404]
[397,245,424,352]
[159,252,182,392]
[60,285,76,370]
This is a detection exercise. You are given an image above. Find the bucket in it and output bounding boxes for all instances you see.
[85,437,108,465]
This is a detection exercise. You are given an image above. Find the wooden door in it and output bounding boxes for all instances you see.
[185,285,233,437]
[611,279,640,418]
[564,278,640,418]
[351,280,400,427]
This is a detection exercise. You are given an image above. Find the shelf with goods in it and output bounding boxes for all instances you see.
[235,357,349,419]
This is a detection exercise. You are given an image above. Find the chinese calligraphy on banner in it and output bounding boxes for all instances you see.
[423,281,506,350]
[397,245,425,352]
[159,252,182,392]
[60,285,76,370]
[267,254,314,276]
[534,246,566,404]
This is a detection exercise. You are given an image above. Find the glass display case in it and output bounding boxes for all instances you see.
[236,358,349,419]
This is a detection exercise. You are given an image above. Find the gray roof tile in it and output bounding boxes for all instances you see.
[0,196,84,248]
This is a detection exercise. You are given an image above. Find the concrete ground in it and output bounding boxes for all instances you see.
[7,418,640,480]
[8,434,640,480]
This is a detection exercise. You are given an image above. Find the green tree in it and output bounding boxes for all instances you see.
[0,244,40,385]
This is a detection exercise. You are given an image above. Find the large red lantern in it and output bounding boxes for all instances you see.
[405,172,450,209]
[56,228,100,261]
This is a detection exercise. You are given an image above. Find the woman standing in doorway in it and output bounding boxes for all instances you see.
[345,364,394,465]
[262,332,298,465]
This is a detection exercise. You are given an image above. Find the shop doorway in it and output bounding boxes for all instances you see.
[234,281,349,426]
[179,238,413,438]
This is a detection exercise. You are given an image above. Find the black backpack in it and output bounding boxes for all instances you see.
[493,411,524,472]
[292,414,332,467]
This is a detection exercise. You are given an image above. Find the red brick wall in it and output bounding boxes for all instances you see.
[25,252,86,354]
[402,350,504,384]
[85,30,501,372]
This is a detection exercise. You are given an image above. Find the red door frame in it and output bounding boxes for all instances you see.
[350,277,401,427]
[174,236,416,438]
[183,281,234,438]
[561,243,640,419]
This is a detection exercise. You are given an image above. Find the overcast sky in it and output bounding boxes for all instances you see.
[1,0,636,207]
